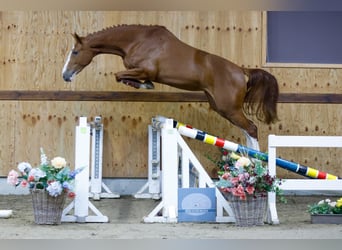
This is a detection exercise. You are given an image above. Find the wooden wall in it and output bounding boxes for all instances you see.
[0,11,341,179]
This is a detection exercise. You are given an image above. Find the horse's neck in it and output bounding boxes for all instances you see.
[86,28,137,57]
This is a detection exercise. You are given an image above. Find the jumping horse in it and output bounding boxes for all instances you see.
[62,24,279,150]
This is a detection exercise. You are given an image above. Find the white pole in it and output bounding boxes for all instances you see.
[74,117,90,221]
[160,119,178,222]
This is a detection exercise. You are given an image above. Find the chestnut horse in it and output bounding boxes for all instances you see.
[62,24,279,150]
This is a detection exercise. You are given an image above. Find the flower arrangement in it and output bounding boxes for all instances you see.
[7,148,83,198]
[308,198,342,215]
[214,149,284,201]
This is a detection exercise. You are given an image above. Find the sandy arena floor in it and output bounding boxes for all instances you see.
[0,194,341,239]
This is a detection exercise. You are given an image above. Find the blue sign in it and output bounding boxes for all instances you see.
[178,188,216,222]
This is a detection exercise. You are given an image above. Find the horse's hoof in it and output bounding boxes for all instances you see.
[141,81,154,89]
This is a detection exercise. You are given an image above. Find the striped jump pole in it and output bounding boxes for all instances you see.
[154,117,339,180]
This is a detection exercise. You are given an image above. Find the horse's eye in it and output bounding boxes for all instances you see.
[72,50,78,55]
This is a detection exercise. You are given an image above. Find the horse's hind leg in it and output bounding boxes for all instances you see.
[242,128,260,151]
[227,112,260,151]
[205,92,260,150]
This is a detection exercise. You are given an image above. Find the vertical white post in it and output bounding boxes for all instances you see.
[90,123,103,196]
[267,135,279,224]
[161,119,178,222]
[148,125,161,197]
[74,117,90,220]
[89,116,119,199]
[181,155,190,188]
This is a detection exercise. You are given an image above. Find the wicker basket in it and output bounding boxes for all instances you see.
[30,188,67,225]
[222,192,267,227]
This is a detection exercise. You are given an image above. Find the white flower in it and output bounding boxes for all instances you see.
[318,200,325,205]
[51,157,67,169]
[17,162,32,173]
[325,199,331,203]
[235,157,251,168]
[222,155,227,161]
[329,201,337,207]
[46,181,63,197]
[40,148,48,165]
[29,168,46,181]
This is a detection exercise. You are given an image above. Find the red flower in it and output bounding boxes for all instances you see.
[27,175,35,182]
[222,150,228,156]
[68,192,76,198]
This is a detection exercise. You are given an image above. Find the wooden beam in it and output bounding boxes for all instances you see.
[0,91,341,104]
[0,91,207,102]
[278,93,342,104]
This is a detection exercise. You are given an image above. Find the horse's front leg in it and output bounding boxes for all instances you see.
[115,68,155,89]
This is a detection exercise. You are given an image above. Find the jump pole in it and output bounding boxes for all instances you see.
[155,116,339,180]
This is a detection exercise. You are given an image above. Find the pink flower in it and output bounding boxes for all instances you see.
[232,184,245,197]
[7,170,19,186]
[231,177,240,185]
[222,173,230,180]
[20,180,28,188]
[238,173,249,182]
[239,193,247,200]
[246,185,255,195]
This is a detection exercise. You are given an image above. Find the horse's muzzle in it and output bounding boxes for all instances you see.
[63,76,72,82]
[62,71,73,82]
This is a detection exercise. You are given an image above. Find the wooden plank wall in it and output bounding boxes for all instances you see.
[0,11,341,179]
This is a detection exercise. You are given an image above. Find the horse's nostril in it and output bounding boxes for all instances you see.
[63,75,71,82]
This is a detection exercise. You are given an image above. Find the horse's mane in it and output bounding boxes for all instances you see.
[86,24,164,38]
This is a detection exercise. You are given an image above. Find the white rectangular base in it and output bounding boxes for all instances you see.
[61,215,109,223]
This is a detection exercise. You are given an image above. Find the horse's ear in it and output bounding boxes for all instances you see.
[72,33,83,44]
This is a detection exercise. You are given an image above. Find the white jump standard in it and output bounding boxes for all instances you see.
[142,117,235,223]
[89,116,120,200]
[62,117,109,223]
[134,124,161,200]
[267,134,342,223]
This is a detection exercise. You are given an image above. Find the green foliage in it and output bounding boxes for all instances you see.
[308,198,342,215]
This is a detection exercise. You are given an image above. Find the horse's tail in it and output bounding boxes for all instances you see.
[242,68,279,124]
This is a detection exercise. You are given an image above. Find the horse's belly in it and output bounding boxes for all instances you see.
[156,77,203,91]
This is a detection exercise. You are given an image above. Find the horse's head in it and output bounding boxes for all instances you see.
[62,33,95,82]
